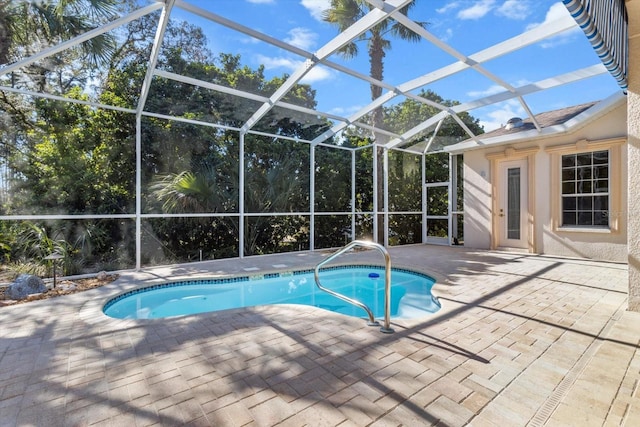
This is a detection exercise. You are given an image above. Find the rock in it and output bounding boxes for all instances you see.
[57,282,77,292]
[97,271,108,281]
[5,274,47,300]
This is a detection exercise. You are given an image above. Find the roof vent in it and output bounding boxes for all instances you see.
[505,117,524,130]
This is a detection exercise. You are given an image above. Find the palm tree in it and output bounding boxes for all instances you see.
[0,0,117,86]
[150,152,308,257]
[323,0,426,242]
[323,0,426,133]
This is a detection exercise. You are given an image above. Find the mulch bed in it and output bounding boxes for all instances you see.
[0,274,119,307]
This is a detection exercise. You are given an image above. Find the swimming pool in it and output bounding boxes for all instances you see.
[103,265,440,320]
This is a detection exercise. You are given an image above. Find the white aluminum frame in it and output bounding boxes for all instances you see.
[0,0,619,270]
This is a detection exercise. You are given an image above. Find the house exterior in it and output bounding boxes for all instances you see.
[628,0,640,310]
[436,0,640,311]
[536,0,640,310]
[445,93,628,263]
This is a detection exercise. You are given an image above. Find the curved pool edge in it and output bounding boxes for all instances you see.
[102,264,440,320]
[74,259,447,329]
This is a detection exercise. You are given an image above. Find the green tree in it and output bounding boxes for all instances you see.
[0,1,143,273]
[149,135,311,258]
[145,49,321,258]
[346,90,483,244]
[0,0,120,205]
[7,87,133,215]
[0,0,117,89]
[384,90,483,242]
[313,144,353,248]
[384,89,484,151]
[3,86,137,271]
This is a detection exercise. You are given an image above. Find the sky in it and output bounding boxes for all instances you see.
[168,0,621,133]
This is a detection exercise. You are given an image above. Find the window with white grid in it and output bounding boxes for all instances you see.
[561,150,609,227]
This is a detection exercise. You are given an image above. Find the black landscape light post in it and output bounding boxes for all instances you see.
[44,252,64,289]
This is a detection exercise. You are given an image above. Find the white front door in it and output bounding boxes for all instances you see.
[497,159,528,249]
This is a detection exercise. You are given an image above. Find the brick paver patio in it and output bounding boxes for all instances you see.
[1,245,638,426]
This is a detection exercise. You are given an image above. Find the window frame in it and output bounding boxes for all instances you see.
[546,138,625,234]
[560,149,610,228]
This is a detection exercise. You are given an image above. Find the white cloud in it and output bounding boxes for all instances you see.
[538,35,577,49]
[525,3,580,48]
[328,104,364,116]
[441,28,454,42]
[457,0,496,20]
[300,65,333,84]
[526,2,574,31]
[496,0,531,20]
[256,55,299,70]
[300,0,330,21]
[239,35,262,45]
[479,100,525,131]
[467,84,504,98]
[255,54,333,83]
[436,2,461,14]
[468,78,532,99]
[285,27,318,51]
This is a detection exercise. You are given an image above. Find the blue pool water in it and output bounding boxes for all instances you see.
[103,266,440,320]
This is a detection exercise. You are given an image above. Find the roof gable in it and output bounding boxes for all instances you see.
[445,91,626,153]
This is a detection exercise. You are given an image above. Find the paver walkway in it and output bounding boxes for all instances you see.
[1,245,639,426]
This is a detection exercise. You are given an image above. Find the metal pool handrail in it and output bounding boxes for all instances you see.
[314,240,394,334]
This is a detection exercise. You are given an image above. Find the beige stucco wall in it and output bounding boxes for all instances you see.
[627,0,640,310]
[461,152,493,249]
[460,101,628,262]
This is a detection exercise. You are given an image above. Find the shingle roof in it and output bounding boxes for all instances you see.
[444,92,626,154]
[481,101,598,138]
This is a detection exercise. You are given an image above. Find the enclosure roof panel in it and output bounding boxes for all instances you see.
[0,0,625,152]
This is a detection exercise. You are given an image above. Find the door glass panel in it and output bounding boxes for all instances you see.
[507,167,521,240]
